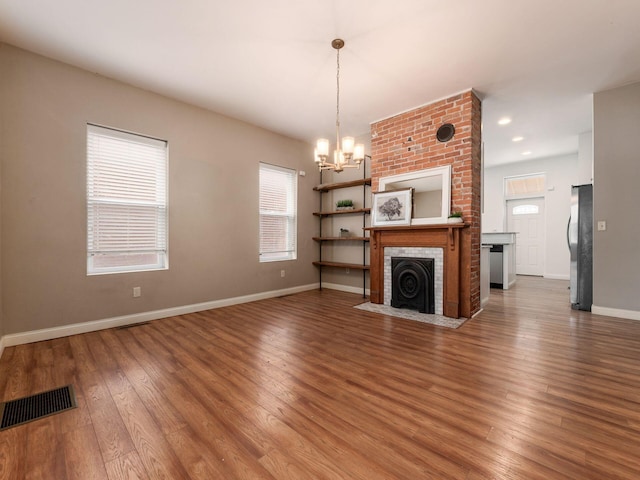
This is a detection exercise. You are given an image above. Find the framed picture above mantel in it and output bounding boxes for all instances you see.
[371,188,413,227]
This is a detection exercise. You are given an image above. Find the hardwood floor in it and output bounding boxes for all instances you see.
[2,276,640,479]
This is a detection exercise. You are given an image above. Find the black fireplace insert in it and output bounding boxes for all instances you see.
[391,257,435,314]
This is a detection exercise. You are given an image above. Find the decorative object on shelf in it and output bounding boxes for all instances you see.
[371,188,413,226]
[448,211,464,223]
[436,123,456,142]
[336,199,354,211]
[339,228,350,238]
[313,39,365,172]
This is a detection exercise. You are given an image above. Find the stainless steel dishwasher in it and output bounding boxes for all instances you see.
[489,244,503,288]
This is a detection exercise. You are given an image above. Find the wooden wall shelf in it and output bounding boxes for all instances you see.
[313,178,371,192]
[313,261,370,270]
[313,162,370,297]
[313,208,371,217]
[313,237,370,242]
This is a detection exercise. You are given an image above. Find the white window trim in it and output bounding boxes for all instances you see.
[504,172,546,200]
[259,162,297,263]
[87,124,168,275]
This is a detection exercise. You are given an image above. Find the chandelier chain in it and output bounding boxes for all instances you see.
[336,46,340,146]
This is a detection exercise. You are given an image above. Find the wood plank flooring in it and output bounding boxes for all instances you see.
[2,276,640,479]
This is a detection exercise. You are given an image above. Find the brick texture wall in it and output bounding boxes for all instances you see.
[370,90,482,316]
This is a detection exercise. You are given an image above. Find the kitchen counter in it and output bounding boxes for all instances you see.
[482,233,517,290]
[481,232,517,245]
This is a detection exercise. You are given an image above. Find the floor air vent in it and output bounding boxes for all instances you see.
[0,385,77,430]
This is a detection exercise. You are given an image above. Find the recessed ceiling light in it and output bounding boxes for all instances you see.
[512,136,524,142]
[498,117,512,126]
[522,150,532,155]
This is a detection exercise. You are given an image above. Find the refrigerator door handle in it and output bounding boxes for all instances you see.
[566,216,571,250]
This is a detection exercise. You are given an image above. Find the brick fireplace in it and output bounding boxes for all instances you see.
[368,90,482,318]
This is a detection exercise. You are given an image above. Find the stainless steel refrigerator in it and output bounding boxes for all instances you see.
[568,184,593,311]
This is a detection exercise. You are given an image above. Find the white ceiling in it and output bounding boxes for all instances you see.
[1,0,639,167]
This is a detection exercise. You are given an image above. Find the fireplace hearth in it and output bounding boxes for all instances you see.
[391,257,435,314]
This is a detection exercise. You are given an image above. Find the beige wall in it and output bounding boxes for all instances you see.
[0,43,317,336]
[593,81,640,314]
[0,67,2,338]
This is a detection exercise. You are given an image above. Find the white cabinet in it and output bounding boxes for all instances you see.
[482,232,517,290]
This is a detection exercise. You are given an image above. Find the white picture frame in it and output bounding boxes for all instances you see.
[371,188,413,226]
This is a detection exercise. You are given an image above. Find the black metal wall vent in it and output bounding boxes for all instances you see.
[436,123,455,142]
[0,385,77,430]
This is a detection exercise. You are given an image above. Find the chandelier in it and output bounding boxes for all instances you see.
[314,39,365,172]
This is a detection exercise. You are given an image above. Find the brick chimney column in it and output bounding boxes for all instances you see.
[370,90,482,317]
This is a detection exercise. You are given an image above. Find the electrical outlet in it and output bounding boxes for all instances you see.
[133,287,141,298]
[597,220,606,231]
[281,270,285,278]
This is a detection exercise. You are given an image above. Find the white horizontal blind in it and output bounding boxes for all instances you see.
[259,163,297,262]
[87,124,168,274]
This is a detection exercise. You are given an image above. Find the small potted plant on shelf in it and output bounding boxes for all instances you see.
[336,199,355,211]
[447,211,463,223]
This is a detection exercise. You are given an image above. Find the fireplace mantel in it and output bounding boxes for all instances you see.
[366,224,470,318]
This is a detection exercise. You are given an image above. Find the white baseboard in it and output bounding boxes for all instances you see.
[321,282,370,297]
[1,283,319,349]
[592,305,640,321]
[544,274,570,280]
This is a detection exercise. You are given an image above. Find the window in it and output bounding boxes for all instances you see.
[504,173,545,197]
[512,204,540,215]
[259,163,297,262]
[87,124,168,274]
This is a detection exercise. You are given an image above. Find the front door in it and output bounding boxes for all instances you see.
[507,197,545,276]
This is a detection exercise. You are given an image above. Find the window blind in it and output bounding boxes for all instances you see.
[259,163,297,262]
[87,124,168,274]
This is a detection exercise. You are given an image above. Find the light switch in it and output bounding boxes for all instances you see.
[597,221,606,231]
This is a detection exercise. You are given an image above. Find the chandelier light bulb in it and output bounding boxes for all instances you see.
[316,138,329,157]
[342,136,354,155]
[354,144,365,163]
